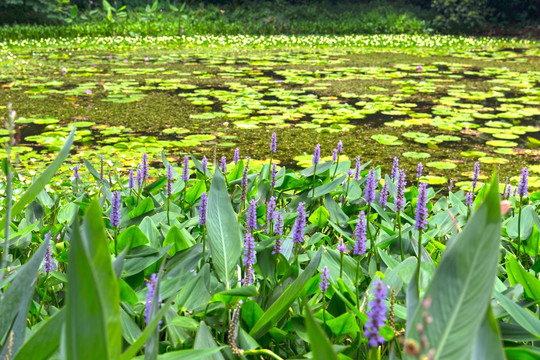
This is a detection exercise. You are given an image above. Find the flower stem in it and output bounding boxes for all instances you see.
[416,229,423,297]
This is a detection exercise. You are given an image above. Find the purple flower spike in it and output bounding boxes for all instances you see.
[182,156,190,183]
[42,232,55,273]
[465,191,473,206]
[270,132,277,153]
[517,167,529,197]
[199,192,208,226]
[395,170,406,212]
[220,156,227,173]
[379,182,388,207]
[416,162,423,179]
[337,237,347,253]
[272,212,284,255]
[472,162,480,189]
[292,202,307,244]
[312,144,321,166]
[201,156,208,174]
[145,273,161,329]
[136,164,144,188]
[364,279,388,347]
[73,165,80,179]
[391,157,399,181]
[128,170,134,190]
[364,169,377,204]
[243,233,256,285]
[332,149,338,162]
[319,266,330,295]
[142,153,149,180]
[337,140,343,153]
[353,211,367,256]
[247,199,257,231]
[110,191,122,227]
[354,156,361,181]
[270,162,277,188]
[448,178,454,193]
[414,183,428,231]
[266,197,276,223]
[233,148,240,164]
[166,165,173,196]
[504,184,512,199]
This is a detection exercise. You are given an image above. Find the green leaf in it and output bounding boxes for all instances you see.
[493,291,540,339]
[185,180,206,204]
[405,173,502,359]
[250,248,322,338]
[193,322,225,360]
[162,225,192,256]
[0,236,50,346]
[505,346,540,360]
[471,306,505,360]
[312,176,346,198]
[309,206,330,228]
[154,348,227,360]
[206,168,242,289]
[117,226,149,251]
[0,128,75,230]
[304,301,339,360]
[13,309,65,360]
[326,313,360,336]
[128,197,155,218]
[506,255,540,300]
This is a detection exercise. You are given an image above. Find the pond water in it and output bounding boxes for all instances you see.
[0,35,539,189]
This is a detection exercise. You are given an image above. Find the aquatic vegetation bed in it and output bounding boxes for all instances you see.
[0,126,539,360]
[0,35,539,190]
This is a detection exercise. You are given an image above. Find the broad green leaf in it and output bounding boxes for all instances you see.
[304,302,339,360]
[206,168,242,289]
[250,248,322,338]
[0,128,74,230]
[312,175,346,198]
[326,313,360,336]
[506,255,540,300]
[493,291,540,338]
[128,197,155,218]
[309,206,330,228]
[471,306,505,360]
[163,225,192,256]
[505,346,540,360]
[405,173,502,359]
[117,225,149,251]
[0,237,50,346]
[13,309,65,360]
[193,322,225,360]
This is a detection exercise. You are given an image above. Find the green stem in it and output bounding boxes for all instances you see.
[398,210,404,261]
[355,257,361,306]
[331,156,340,180]
[243,349,284,360]
[311,164,318,198]
[340,251,344,279]
[114,226,118,256]
[517,197,522,259]
[201,226,206,265]
[167,196,170,226]
[416,230,423,298]
[1,162,12,271]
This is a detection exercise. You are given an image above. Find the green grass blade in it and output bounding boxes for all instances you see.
[304,301,339,360]
[13,309,65,360]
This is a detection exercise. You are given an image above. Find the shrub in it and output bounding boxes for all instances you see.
[431,0,489,33]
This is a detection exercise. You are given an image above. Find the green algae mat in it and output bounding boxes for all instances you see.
[0,34,539,189]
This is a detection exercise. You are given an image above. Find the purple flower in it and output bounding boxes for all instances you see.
[504,184,512,199]
[416,163,423,179]
[517,167,529,197]
[272,212,284,255]
[266,197,276,223]
[448,178,454,193]
[110,191,122,227]
[414,183,428,231]
[136,164,144,188]
[233,148,240,164]
[332,149,338,162]
[128,170,134,189]
[319,266,330,295]
[354,156,361,181]
[379,182,388,207]
[364,169,377,204]
[312,144,321,166]
[391,157,399,181]
[292,202,307,244]
[85,89,92,95]
[199,192,208,226]
[220,156,227,173]
[395,170,406,212]
[417,65,422,72]
[182,156,190,182]
[166,165,173,196]
[270,132,277,153]
[73,165,80,179]
[364,279,388,347]
[42,232,55,273]
[247,199,257,231]
[337,237,347,253]
[472,162,480,189]
[201,156,208,174]
[145,273,161,329]
[243,233,256,285]
[270,162,277,188]
[337,140,343,153]
[141,153,149,181]
[465,191,473,206]
[353,211,367,256]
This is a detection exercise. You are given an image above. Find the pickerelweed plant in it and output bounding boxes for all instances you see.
[0,127,539,360]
